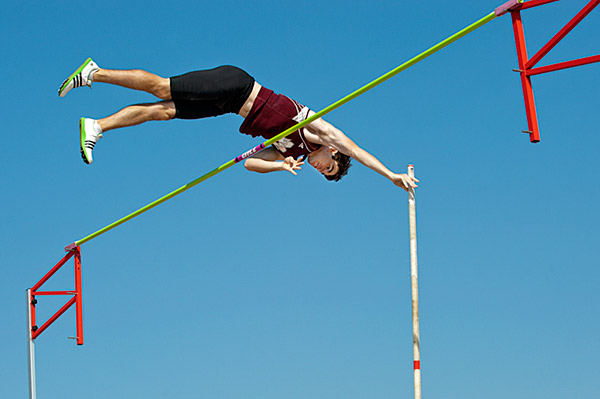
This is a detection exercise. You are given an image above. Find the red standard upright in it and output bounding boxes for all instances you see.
[509,0,600,142]
[28,246,84,345]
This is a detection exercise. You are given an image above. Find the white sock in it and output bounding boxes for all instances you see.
[93,120,103,135]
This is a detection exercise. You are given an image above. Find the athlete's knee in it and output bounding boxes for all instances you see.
[149,101,175,120]
[154,78,172,100]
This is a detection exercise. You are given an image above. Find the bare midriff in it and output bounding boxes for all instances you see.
[238,81,262,119]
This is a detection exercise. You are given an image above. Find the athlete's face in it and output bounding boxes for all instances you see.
[307,146,339,177]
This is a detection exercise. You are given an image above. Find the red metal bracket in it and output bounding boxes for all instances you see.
[509,0,600,142]
[29,246,84,345]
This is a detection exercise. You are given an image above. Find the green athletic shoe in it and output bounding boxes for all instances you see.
[58,58,99,97]
[79,118,102,165]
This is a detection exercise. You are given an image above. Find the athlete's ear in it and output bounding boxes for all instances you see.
[327,146,338,154]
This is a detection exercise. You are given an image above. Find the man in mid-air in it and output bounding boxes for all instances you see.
[59,58,418,190]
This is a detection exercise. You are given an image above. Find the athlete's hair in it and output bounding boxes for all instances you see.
[324,152,352,182]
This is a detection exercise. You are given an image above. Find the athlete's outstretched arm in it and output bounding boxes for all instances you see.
[244,147,304,175]
[304,113,418,190]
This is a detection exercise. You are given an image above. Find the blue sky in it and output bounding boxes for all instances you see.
[2,1,599,398]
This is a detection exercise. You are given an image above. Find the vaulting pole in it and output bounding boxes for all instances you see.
[407,164,421,399]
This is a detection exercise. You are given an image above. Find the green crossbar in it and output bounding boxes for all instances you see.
[69,10,499,249]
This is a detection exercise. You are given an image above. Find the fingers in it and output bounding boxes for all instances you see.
[290,159,303,170]
[283,159,303,175]
[401,177,417,189]
[394,174,419,191]
[407,175,419,188]
[284,158,304,168]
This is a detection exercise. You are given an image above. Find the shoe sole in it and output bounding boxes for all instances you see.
[59,58,93,97]
[79,118,91,164]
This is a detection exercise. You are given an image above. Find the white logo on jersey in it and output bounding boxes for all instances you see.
[292,106,310,123]
[273,137,295,153]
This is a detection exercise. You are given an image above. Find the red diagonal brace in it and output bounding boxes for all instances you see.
[32,297,77,340]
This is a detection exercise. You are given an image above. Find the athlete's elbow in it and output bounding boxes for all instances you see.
[244,159,256,172]
[244,159,266,174]
[344,145,359,159]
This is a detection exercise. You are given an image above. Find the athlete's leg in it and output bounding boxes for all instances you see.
[96,100,176,133]
[58,58,172,99]
[79,101,176,164]
[93,69,172,100]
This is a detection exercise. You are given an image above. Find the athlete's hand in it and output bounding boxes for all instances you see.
[282,156,304,175]
[391,173,419,191]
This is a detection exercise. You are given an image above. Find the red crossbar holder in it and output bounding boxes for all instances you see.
[28,246,84,345]
[509,0,600,142]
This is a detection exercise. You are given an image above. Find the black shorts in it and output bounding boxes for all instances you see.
[169,66,255,119]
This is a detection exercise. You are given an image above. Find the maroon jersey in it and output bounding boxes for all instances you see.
[239,87,321,159]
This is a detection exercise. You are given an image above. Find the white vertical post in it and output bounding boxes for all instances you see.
[407,164,421,399]
[26,289,37,399]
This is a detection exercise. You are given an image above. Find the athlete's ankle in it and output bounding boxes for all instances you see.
[95,119,108,134]
[92,68,107,83]
[93,120,103,134]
